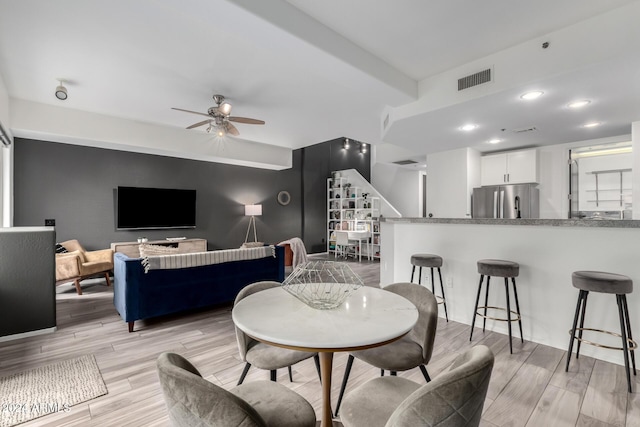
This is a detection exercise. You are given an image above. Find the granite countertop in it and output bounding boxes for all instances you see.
[380,217,640,228]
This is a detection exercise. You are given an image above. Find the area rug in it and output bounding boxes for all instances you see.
[0,354,107,427]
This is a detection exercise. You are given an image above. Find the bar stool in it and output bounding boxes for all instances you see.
[566,271,637,393]
[410,254,448,322]
[470,259,522,354]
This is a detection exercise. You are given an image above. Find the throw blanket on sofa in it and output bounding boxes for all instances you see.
[142,246,275,273]
[277,237,308,269]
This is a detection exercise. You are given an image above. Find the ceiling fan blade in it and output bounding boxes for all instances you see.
[186,119,210,129]
[171,107,211,118]
[225,122,240,136]
[228,116,265,125]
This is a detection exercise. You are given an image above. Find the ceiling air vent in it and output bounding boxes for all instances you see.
[392,160,418,166]
[458,68,492,91]
[512,126,537,134]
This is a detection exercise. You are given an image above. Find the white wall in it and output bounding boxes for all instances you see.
[0,73,11,227]
[9,99,292,171]
[426,147,478,218]
[371,163,422,217]
[466,149,481,214]
[633,121,640,219]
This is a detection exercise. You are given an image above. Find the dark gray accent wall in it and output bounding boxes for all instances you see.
[13,137,369,254]
[14,139,302,251]
[0,227,56,337]
[301,138,371,253]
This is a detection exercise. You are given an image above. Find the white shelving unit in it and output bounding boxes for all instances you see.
[327,176,380,259]
[585,168,632,208]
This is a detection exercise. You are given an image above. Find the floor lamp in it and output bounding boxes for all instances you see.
[244,204,262,243]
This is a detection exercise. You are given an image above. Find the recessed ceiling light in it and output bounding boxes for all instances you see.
[488,138,502,144]
[583,122,601,128]
[568,100,591,109]
[460,124,477,131]
[520,91,544,100]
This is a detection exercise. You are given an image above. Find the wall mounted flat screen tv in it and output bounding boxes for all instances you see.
[116,186,196,230]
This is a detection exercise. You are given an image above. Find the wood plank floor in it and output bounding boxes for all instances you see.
[2,254,640,426]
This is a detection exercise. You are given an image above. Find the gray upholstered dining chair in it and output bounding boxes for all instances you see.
[339,345,495,427]
[157,352,316,427]
[234,281,321,385]
[335,282,438,415]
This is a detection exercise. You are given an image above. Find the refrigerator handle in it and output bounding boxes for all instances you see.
[499,190,505,218]
[493,190,498,218]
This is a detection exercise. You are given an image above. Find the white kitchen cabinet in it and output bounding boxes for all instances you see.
[480,148,538,185]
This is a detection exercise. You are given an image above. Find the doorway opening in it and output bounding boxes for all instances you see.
[569,141,632,219]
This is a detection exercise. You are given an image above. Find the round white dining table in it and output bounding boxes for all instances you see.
[232,286,418,427]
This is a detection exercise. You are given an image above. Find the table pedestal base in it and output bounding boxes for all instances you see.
[319,352,334,427]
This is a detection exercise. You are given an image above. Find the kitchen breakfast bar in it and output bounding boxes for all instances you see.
[379,217,640,366]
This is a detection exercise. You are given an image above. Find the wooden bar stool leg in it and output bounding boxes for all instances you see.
[437,267,448,322]
[470,275,484,342]
[482,276,491,332]
[566,290,585,372]
[617,294,633,393]
[576,291,589,359]
[511,278,523,343]
[504,278,513,354]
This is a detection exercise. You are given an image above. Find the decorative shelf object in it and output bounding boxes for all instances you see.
[282,261,363,310]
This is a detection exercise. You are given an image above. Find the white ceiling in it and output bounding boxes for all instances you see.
[0,0,638,161]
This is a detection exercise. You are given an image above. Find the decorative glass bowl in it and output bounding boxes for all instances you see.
[282,261,364,310]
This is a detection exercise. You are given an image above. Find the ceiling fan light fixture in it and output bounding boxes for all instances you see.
[55,81,68,100]
[219,102,232,115]
[173,94,264,138]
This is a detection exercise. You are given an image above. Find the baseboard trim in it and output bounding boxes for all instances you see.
[0,326,57,343]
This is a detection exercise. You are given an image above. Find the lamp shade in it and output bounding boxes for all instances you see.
[245,204,262,216]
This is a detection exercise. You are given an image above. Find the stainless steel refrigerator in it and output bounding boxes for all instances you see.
[472,184,539,219]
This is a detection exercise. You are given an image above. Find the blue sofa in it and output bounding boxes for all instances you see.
[113,246,284,332]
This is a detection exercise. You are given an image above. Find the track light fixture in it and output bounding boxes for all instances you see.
[342,137,369,154]
[55,80,68,100]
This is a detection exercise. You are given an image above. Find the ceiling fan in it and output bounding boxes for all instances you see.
[172,94,265,137]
